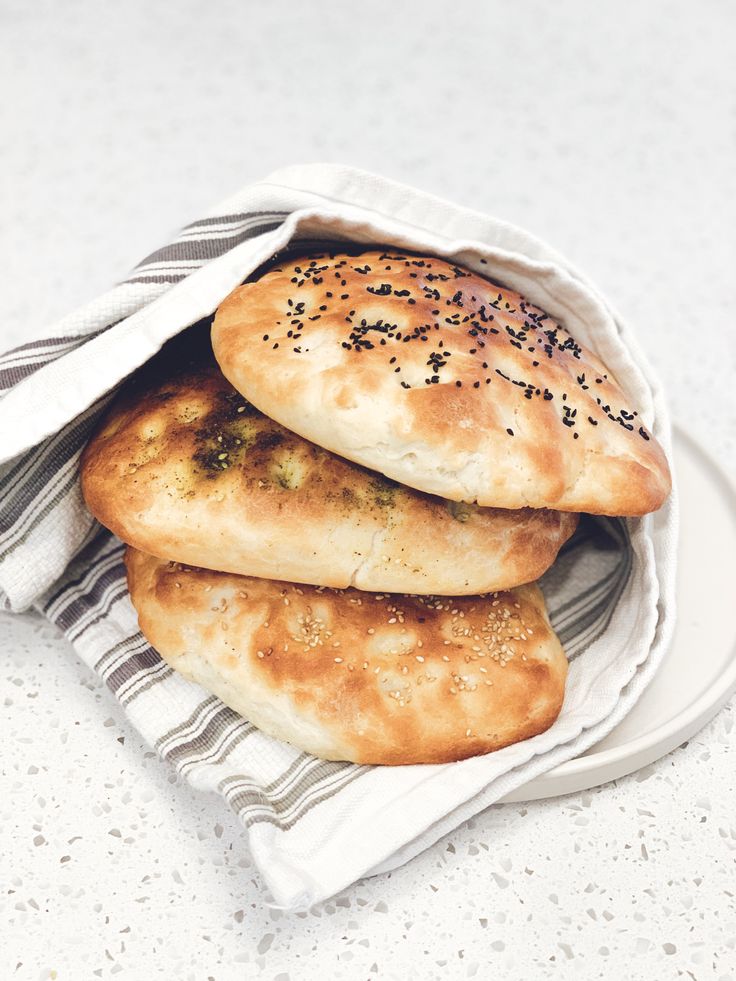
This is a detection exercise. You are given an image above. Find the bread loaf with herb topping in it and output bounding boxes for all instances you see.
[80,329,578,595]
[212,249,671,515]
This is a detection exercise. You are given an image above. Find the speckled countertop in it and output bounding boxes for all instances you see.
[2,1,735,978]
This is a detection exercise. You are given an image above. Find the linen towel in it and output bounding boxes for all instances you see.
[0,164,677,908]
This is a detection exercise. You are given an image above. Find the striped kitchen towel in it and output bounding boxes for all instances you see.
[0,165,677,909]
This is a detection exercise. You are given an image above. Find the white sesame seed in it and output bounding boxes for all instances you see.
[334,657,343,663]
[415,655,425,663]
[466,728,472,737]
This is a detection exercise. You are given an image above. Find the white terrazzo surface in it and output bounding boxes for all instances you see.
[1,1,735,978]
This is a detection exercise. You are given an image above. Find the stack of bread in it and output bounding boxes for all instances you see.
[80,248,671,765]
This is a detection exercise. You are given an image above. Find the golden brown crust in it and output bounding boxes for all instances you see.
[212,248,671,515]
[80,331,578,594]
[126,547,568,765]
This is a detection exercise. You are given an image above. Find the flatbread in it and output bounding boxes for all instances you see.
[81,330,577,594]
[212,248,671,515]
[126,546,568,765]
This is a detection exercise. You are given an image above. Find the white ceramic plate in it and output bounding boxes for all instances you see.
[502,426,736,802]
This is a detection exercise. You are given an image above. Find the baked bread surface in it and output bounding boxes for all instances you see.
[126,547,568,765]
[80,332,578,594]
[212,248,671,515]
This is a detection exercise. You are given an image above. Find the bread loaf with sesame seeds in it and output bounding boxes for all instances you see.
[80,329,578,595]
[125,546,568,764]
[211,248,671,516]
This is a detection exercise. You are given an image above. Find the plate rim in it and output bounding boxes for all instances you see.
[519,425,736,789]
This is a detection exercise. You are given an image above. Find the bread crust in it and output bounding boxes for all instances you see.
[125,547,568,765]
[212,249,671,515]
[80,332,578,595]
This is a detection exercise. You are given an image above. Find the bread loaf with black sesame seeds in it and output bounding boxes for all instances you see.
[211,249,671,515]
[80,328,578,595]
[125,546,568,765]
